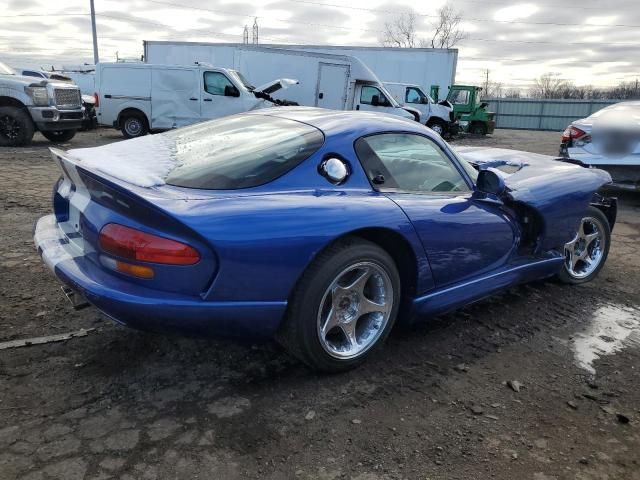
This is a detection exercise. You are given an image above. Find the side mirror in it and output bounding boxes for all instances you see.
[480,102,488,109]
[224,85,240,97]
[475,168,506,197]
[371,95,380,107]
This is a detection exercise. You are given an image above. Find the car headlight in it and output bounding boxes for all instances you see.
[24,86,49,106]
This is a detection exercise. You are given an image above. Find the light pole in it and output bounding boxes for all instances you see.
[90,0,99,64]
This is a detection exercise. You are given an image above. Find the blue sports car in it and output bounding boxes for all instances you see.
[35,108,616,371]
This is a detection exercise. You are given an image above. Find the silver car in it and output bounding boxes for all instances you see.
[560,101,640,190]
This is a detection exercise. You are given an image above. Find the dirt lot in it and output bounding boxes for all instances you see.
[1,129,639,480]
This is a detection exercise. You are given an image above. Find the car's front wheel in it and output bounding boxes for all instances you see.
[557,206,611,284]
[279,237,400,372]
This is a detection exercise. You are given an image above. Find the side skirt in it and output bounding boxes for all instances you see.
[411,256,564,320]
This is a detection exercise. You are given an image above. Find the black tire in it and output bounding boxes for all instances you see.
[0,106,35,147]
[556,206,611,285]
[278,237,401,372]
[426,118,446,136]
[120,111,148,139]
[470,123,487,135]
[41,129,76,143]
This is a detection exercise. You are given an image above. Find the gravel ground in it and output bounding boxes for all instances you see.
[1,129,639,480]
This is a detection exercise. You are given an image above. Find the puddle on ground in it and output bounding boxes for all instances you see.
[572,304,640,375]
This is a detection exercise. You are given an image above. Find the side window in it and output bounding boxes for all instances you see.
[204,71,234,96]
[360,86,387,105]
[450,90,470,105]
[354,133,470,193]
[405,88,422,104]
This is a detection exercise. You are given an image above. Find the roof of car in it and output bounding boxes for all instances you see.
[250,106,430,138]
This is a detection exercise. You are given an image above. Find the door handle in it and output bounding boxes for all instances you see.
[356,104,360,110]
[189,97,198,101]
[318,92,324,99]
[104,94,112,98]
[203,98,212,102]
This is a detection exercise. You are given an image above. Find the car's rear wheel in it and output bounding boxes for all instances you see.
[557,206,610,284]
[279,237,401,372]
[0,106,35,147]
[42,129,76,143]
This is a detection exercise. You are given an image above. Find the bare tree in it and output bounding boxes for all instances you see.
[531,73,571,99]
[429,4,467,49]
[382,13,419,48]
[381,4,466,49]
[504,88,521,98]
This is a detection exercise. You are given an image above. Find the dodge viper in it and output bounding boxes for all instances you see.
[35,108,616,371]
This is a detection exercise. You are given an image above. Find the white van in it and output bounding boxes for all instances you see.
[95,62,296,138]
[383,82,456,136]
[141,45,414,121]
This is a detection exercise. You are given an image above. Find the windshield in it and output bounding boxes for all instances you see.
[165,114,324,190]
[229,69,254,90]
[378,85,401,108]
[0,61,15,75]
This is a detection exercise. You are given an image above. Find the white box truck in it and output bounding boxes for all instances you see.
[142,44,414,121]
[144,41,457,100]
[95,62,297,138]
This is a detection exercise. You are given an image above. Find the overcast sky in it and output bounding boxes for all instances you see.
[2,0,639,91]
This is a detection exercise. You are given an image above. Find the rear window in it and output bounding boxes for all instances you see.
[165,115,324,189]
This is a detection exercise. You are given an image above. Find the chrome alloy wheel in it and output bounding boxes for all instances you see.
[317,261,393,359]
[564,216,606,279]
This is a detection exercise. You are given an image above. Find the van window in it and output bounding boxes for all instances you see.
[165,114,325,190]
[360,86,390,106]
[204,72,235,96]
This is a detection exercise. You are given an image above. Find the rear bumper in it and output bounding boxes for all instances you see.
[34,215,285,339]
[560,148,640,190]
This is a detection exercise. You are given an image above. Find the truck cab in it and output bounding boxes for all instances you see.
[0,61,84,146]
[354,83,414,120]
[383,82,456,136]
[446,85,495,135]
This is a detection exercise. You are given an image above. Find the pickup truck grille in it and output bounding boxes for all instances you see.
[54,88,81,109]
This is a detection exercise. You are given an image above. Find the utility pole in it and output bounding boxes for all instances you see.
[252,17,259,45]
[243,25,249,44]
[483,69,490,93]
[90,0,99,64]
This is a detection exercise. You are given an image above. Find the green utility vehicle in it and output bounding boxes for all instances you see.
[432,84,496,135]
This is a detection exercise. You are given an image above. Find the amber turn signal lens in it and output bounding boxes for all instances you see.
[115,260,155,279]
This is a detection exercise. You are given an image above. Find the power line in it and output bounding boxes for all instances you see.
[284,0,635,25]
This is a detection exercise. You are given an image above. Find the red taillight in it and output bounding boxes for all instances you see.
[93,92,99,108]
[99,223,200,266]
[561,125,586,143]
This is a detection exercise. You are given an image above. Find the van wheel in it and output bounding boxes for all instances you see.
[426,119,445,136]
[278,237,401,372]
[42,130,76,143]
[120,112,148,138]
[0,106,35,147]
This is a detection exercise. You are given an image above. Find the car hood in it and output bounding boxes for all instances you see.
[254,78,299,95]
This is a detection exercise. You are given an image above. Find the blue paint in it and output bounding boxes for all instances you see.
[35,109,614,339]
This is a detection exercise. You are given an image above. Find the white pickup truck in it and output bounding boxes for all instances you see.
[0,61,84,146]
[95,62,297,138]
[383,82,456,136]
